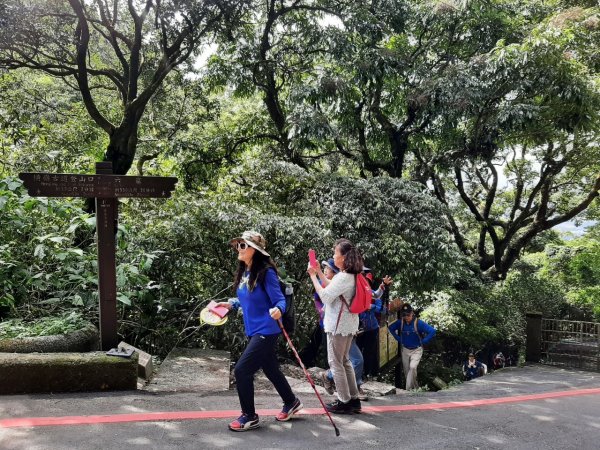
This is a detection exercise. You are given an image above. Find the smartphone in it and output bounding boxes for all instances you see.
[208,300,229,318]
[308,248,318,268]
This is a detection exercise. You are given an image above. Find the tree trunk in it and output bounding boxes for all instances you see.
[389,132,408,178]
[105,120,139,175]
[83,115,139,214]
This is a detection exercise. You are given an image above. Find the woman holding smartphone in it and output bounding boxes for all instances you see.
[307,238,363,414]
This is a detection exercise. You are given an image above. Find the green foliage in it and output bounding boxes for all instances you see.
[0,176,162,328]
[422,259,567,352]
[491,266,567,344]
[114,159,464,357]
[0,311,88,338]
[0,71,107,176]
[214,158,468,293]
[544,238,600,318]
[0,176,93,311]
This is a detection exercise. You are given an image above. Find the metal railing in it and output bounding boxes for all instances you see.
[541,318,600,372]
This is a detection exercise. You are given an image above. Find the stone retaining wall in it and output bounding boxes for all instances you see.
[0,351,138,395]
[0,323,99,353]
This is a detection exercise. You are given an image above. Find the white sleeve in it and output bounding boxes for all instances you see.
[319,274,352,305]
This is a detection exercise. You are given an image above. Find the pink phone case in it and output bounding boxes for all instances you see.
[208,301,229,318]
[308,249,318,268]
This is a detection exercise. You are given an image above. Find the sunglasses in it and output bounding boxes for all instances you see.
[235,242,249,250]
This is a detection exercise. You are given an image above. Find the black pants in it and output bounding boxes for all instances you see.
[356,328,380,377]
[234,333,295,416]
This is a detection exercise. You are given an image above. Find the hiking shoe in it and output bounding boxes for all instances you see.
[348,398,362,413]
[276,397,303,421]
[325,399,353,414]
[228,413,260,432]
[357,387,368,401]
[321,372,335,395]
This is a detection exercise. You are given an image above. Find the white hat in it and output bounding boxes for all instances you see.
[229,230,269,256]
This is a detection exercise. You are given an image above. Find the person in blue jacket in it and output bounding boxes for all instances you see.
[388,303,436,390]
[463,352,485,381]
[357,272,393,381]
[217,231,302,432]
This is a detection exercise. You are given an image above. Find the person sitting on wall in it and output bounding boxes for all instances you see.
[463,352,486,381]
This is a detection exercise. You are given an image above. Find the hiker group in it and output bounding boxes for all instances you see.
[216,230,436,432]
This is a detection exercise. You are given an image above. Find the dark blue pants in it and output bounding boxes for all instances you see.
[357,328,380,377]
[234,333,295,416]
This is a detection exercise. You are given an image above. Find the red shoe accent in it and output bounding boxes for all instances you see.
[228,414,259,432]
[275,398,303,422]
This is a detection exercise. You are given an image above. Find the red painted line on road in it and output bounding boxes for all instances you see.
[2,387,600,428]
[362,387,600,413]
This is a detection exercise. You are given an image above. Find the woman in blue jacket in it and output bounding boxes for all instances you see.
[217,231,302,432]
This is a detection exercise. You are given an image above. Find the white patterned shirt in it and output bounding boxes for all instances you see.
[319,272,359,336]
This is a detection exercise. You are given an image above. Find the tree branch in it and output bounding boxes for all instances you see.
[68,0,114,133]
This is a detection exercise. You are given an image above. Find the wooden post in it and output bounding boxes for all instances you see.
[525,312,543,363]
[95,162,118,350]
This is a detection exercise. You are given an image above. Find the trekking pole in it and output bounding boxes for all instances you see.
[277,319,340,437]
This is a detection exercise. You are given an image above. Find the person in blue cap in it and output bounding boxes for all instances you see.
[315,258,368,400]
[299,258,339,367]
[388,303,436,390]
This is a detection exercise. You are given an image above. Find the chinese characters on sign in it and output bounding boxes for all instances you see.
[19,162,177,350]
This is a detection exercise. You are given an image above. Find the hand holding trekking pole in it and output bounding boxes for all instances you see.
[277,319,341,437]
[269,307,282,320]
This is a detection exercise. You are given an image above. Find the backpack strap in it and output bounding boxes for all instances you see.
[334,295,351,334]
[415,319,422,347]
[399,318,422,347]
[400,319,404,346]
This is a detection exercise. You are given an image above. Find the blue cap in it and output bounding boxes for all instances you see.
[322,258,340,274]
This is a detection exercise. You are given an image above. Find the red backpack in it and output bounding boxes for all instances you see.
[335,274,372,332]
[346,274,372,313]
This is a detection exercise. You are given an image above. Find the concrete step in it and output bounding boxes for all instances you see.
[144,348,230,393]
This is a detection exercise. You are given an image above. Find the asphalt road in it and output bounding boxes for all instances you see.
[1,364,599,449]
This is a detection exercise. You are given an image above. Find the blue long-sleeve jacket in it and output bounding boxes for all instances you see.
[463,360,484,379]
[358,294,383,331]
[229,268,286,337]
[388,317,436,348]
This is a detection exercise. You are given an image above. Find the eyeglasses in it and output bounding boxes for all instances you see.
[236,242,249,250]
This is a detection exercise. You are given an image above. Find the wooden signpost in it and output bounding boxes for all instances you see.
[19,162,177,350]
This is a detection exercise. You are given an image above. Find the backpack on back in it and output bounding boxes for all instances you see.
[345,273,372,314]
[279,279,295,334]
[400,318,422,346]
[335,273,373,333]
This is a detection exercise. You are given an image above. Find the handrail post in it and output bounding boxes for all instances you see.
[526,312,543,363]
